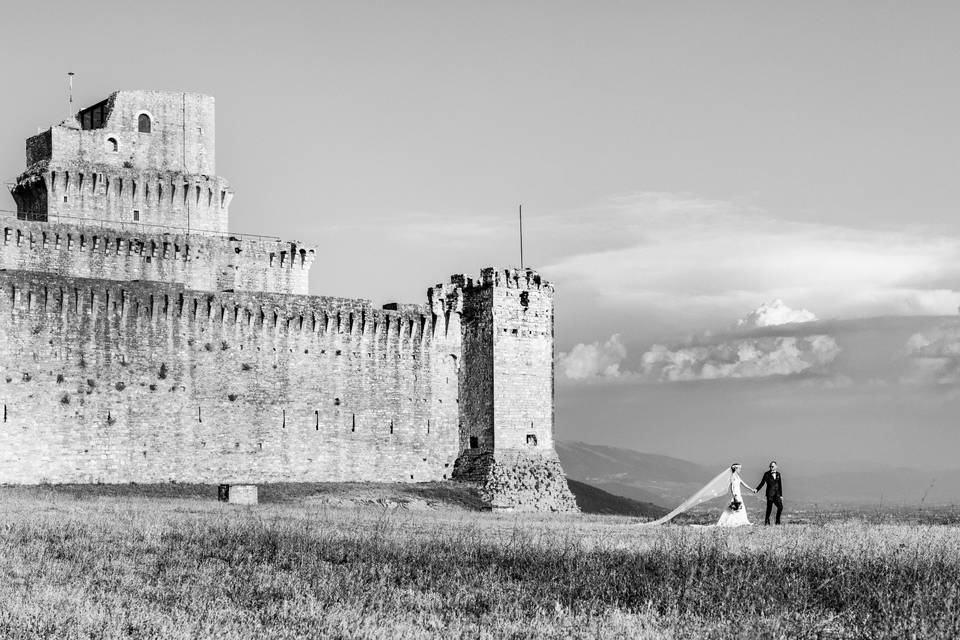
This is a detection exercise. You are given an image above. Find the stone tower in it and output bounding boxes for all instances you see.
[5,91,313,295]
[11,91,231,233]
[453,268,578,511]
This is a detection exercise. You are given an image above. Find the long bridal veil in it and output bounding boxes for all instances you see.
[637,468,733,526]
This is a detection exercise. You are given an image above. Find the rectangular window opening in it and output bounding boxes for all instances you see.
[469,436,479,449]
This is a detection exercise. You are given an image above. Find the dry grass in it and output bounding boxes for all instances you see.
[0,486,958,639]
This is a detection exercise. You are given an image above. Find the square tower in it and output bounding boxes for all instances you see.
[9,90,232,234]
[453,267,577,511]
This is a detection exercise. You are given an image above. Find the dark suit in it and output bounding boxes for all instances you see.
[756,471,783,525]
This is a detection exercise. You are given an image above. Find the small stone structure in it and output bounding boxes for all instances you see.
[227,485,258,505]
[0,90,578,513]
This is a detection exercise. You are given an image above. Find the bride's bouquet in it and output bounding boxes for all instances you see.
[728,498,743,512]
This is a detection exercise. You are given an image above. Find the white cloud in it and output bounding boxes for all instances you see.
[561,300,841,383]
[737,299,817,329]
[639,334,840,382]
[542,192,960,340]
[903,322,960,384]
[559,334,627,380]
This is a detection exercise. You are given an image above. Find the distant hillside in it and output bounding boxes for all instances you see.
[557,441,710,506]
[558,440,960,506]
[566,478,668,517]
[557,441,710,483]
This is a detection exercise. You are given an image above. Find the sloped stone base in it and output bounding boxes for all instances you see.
[452,450,579,513]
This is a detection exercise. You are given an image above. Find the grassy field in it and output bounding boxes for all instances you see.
[0,484,958,639]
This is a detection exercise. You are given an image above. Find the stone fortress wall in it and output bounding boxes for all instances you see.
[0,270,460,484]
[1,90,577,512]
[0,217,314,295]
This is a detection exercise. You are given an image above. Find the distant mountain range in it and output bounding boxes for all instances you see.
[557,441,960,507]
[565,479,667,518]
[557,441,708,507]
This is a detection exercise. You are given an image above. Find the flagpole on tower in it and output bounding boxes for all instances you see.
[519,203,524,269]
[66,72,74,121]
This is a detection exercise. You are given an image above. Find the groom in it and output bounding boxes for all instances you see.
[756,461,784,525]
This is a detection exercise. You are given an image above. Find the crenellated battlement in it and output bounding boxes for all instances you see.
[12,163,233,233]
[0,216,315,295]
[0,270,437,349]
[450,267,553,293]
[5,89,323,293]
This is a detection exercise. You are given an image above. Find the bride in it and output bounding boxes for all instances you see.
[715,463,756,527]
[639,462,758,527]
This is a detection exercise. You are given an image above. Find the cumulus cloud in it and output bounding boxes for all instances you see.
[639,334,840,382]
[736,299,817,329]
[903,321,960,384]
[559,334,627,380]
[561,299,841,383]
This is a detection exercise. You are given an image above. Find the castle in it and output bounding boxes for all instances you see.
[0,90,578,512]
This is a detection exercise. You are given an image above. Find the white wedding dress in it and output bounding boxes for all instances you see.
[638,468,753,527]
[715,471,751,527]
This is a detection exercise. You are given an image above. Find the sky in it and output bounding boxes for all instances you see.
[2,1,959,470]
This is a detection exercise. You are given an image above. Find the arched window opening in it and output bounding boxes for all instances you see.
[138,114,151,133]
[106,137,118,152]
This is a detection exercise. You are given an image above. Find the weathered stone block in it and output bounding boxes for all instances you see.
[227,485,258,505]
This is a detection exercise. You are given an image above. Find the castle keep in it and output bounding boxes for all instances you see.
[1,90,577,511]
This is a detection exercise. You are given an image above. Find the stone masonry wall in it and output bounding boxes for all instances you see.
[472,451,579,512]
[0,270,461,484]
[30,91,216,175]
[0,217,313,295]
[13,165,232,234]
[489,269,556,454]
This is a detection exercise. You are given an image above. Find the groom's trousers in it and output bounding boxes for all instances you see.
[765,497,783,525]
